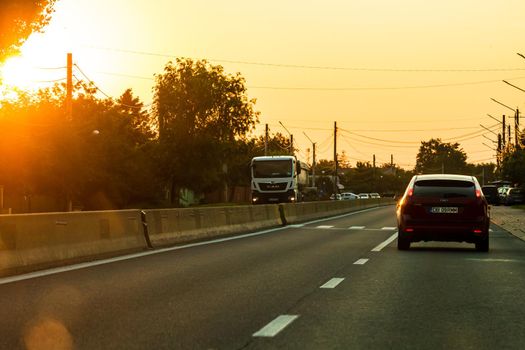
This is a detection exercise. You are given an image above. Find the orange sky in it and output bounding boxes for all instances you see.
[1,0,525,169]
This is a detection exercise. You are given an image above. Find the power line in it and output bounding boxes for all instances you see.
[339,128,421,145]
[34,66,67,70]
[249,76,525,91]
[73,63,152,109]
[270,123,479,133]
[86,46,525,73]
[31,77,67,83]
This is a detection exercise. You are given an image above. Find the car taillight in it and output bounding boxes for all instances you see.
[473,229,483,233]
[475,189,481,198]
[407,188,414,197]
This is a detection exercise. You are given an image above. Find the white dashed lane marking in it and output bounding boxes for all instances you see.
[253,315,299,337]
[316,225,334,229]
[349,226,366,230]
[381,227,396,230]
[371,233,398,252]
[353,258,369,265]
[320,278,345,289]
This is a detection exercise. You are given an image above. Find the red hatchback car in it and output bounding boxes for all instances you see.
[396,174,490,251]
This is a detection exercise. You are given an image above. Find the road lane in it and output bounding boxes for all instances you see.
[249,224,525,350]
[0,206,396,349]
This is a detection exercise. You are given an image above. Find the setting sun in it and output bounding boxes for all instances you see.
[1,56,36,89]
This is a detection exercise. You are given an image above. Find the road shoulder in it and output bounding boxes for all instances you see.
[490,206,525,241]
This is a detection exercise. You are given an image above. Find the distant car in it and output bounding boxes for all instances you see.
[341,192,359,200]
[502,187,524,205]
[358,193,370,199]
[396,174,489,251]
[481,185,500,205]
[369,192,381,199]
[330,193,342,200]
[498,186,510,202]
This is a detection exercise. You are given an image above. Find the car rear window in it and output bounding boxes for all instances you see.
[413,180,475,198]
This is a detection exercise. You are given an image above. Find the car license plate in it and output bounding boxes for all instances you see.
[430,207,458,214]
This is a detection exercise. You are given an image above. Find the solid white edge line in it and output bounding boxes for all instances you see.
[371,232,399,252]
[353,258,369,265]
[320,278,345,289]
[0,226,288,285]
[0,206,388,285]
[253,315,299,337]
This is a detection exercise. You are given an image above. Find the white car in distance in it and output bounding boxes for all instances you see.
[341,192,359,200]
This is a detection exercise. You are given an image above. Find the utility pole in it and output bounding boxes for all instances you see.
[514,108,521,149]
[497,133,502,169]
[508,125,511,145]
[66,53,73,121]
[502,115,506,149]
[373,154,376,189]
[303,132,316,187]
[334,121,338,194]
[264,123,268,156]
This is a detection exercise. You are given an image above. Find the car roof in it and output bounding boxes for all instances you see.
[414,174,475,182]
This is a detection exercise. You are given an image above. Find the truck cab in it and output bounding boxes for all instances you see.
[251,156,309,204]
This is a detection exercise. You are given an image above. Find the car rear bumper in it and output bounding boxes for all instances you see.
[398,218,489,243]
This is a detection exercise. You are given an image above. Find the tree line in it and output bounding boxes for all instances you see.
[1,3,523,211]
[2,58,523,212]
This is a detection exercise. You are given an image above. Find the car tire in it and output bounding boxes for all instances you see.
[475,238,489,252]
[397,233,410,250]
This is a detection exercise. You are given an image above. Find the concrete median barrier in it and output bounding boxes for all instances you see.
[0,210,147,277]
[144,204,282,248]
[280,198,395,225]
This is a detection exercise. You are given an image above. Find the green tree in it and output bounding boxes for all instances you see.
[250,132,292,156]
[414,138,468,174]
[466,162,497,186]
[501,149,525,187]
[0,82,161,212]
[153,58,259,204]
[0,0,57,62]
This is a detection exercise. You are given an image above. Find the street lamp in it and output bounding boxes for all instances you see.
[303,132,316,187]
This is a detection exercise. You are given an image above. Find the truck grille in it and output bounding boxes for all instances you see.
[259,182,288,191]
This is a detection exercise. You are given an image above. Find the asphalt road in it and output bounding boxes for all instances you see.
[1,205,524,349]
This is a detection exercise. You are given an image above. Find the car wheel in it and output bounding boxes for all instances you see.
[397,233,410,250]
[475,238,489,252]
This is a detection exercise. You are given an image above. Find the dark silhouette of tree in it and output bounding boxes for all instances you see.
[501,150,525,187]
[0,82,161,212]
[414,138,467,174]
[153,58,259,204]
[0,0,57,61]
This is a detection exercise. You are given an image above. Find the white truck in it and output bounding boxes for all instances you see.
[250,155,311,204]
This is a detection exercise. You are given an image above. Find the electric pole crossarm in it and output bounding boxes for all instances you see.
[479,124,498,136]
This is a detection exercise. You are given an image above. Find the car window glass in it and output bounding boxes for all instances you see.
[413,180,475,198]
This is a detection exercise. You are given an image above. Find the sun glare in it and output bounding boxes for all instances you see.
[0,57,36,89]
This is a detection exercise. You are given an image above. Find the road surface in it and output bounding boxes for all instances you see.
[1,205,524,349]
